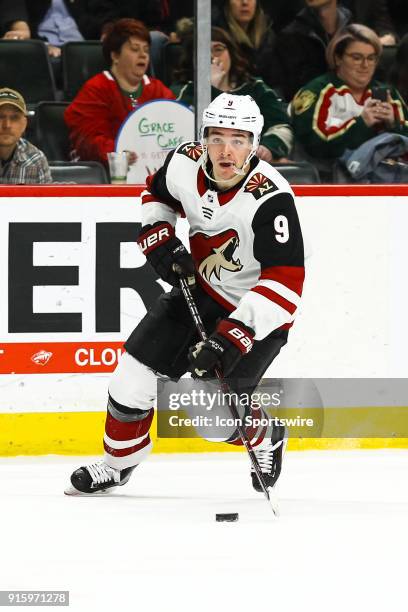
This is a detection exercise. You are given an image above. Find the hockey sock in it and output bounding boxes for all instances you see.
[226,403,270,448]
[103,395,154,470]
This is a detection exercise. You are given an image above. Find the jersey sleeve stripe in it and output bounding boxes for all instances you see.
[257,279,301,307]
[259,265,304,297]
[231,290,294,340]
[251,285,297,315]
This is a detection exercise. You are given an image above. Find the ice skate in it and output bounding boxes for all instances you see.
[64,460,136,495]
[251,425,286,492]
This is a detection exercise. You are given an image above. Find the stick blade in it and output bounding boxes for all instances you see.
[265,487,280,517]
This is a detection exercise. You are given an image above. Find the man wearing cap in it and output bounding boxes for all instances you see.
[0,88,52,184]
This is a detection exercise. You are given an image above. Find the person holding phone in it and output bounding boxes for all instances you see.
[291,24,408,161]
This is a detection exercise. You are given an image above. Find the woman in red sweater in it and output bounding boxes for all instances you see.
[64,18,175,165]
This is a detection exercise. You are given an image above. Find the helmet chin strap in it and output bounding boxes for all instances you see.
[231,162,247,176]
[201,148,254,185]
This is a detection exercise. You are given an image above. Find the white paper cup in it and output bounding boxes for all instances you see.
[107,152,129,184]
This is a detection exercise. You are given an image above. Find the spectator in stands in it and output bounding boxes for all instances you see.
[389,33,408,104]
[171,16,194,44]
[89,0,193,37]
[29,1,99,57]
[261,0,304,33]
[64,19,175,166]
[212,0,275,74]
[161,0,194,35]
[340,0,397,45]
[172,27,292,162]
[0,88,51,184]
[261,0,352,102]
[292,24,408,162]
[92,1,193,79]
[0,0,29,39]
[1,1,99,56]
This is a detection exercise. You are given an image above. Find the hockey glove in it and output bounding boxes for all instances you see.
[137,221,195,287]
[188,318,255,378]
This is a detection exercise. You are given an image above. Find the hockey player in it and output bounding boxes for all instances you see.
[65,93,305,496]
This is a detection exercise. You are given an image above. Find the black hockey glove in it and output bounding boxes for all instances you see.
[188,318,255,378]
[137,221,195,287]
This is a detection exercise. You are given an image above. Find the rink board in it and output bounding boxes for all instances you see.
[0,184,407,455]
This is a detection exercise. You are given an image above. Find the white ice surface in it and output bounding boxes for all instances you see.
[0,450,407,612]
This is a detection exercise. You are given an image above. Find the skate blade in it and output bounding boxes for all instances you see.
[64,484,111,496]
[268,486,280,517]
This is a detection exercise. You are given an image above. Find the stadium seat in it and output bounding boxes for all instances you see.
[49,161,109,184]
[161,42,183,86]
[34,102,70,161]
[292,140,334,182]
[0,40,56,105]
[272,161,321,184]
[62,41,107,100]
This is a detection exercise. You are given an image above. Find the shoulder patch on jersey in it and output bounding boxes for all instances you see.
[177,142,203,161]
[293,90,316,115]
[244,172,278,200]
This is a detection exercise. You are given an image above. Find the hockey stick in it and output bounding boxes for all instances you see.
[178,275,278,516]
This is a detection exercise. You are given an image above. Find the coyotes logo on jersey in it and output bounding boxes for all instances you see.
[177,142,203,161]
[190,229,243,282]
[244,172,278,200]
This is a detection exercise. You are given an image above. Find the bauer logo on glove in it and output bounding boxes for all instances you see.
[138,224,171,254]
[188,317,254,378]
[137,221,196,288]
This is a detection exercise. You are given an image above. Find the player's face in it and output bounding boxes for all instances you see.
[112,36,150,85]
[206,127,252,181]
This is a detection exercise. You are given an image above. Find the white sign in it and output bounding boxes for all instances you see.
[1,189,408,415]
[115,99,194,184]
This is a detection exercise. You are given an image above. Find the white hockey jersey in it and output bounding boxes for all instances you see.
[141,141,305,340]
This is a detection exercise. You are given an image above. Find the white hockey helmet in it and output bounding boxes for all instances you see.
[200,93,264,176]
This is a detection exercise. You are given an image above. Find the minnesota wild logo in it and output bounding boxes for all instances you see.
[293,90,316,115]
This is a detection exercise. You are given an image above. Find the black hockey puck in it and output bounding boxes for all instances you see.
[216,513,239,522]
